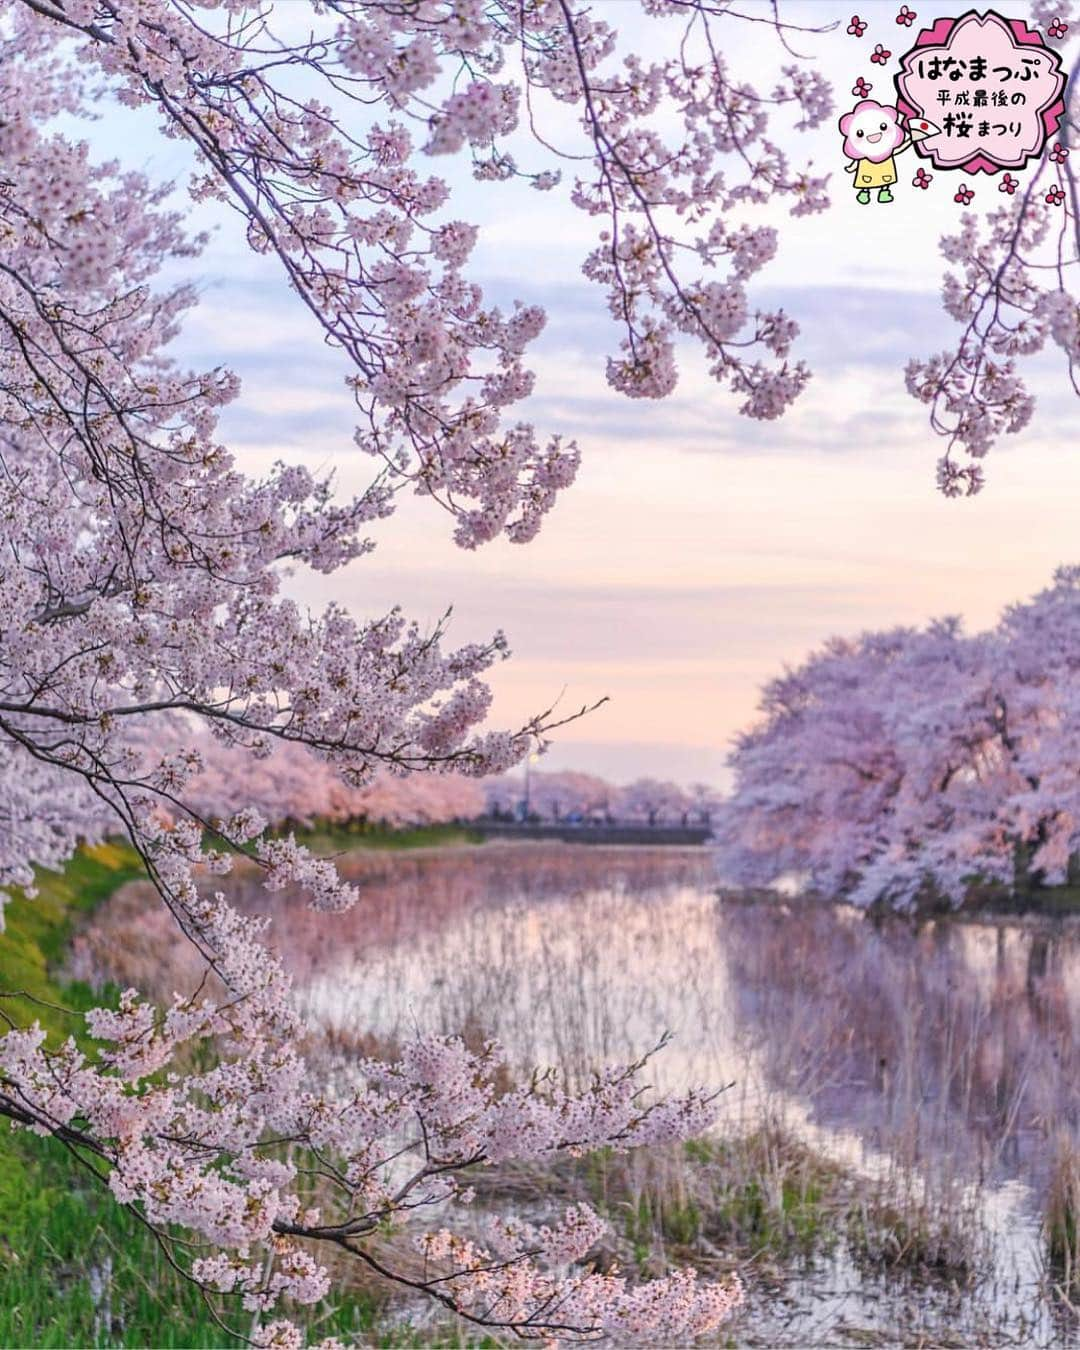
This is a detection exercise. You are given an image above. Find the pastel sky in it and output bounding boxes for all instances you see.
[80,1,1078,785]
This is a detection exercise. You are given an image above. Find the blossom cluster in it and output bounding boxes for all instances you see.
[416,1210,741,1342]
[908,115,1079,495]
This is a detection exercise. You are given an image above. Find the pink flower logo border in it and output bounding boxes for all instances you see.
[894,9,1067,175]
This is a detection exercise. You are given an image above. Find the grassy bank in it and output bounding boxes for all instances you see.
[0,841,247,1349]
[0,831,478,1349]
[203,819,483,864]
[288,820,482,858]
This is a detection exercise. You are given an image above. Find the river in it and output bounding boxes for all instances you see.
[74,841,1080,1347]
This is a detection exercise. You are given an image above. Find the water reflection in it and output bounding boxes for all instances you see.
[720,901,1080,1158]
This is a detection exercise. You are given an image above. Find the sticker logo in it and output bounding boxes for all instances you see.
[894,9,1067,175]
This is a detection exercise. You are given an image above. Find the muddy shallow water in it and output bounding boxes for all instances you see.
[77,842,1080,1346]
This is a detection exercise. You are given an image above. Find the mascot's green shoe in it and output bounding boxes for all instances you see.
[857,188,871,204]
[877,187,894,203]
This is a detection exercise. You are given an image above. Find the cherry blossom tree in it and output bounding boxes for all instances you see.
[716,567,1080,910]
[483,771,718,828]
[616,778,691,827]
[484,769,614,821]
[352,766,485,826]
[0,0,805,1340]
[149,729,338,831]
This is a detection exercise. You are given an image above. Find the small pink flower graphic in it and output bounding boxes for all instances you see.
[870,42,891,64]
[998,173,1019,195]
[1047,17,1069,39]
[1046,185,1066,205]
[896,5,917,25]
[852,76,872,97]
[912,168,932,189]
[1050,143,1070,164]
[847,14,868,36]
[954,185,975,204]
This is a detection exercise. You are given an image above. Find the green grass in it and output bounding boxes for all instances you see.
[0,1134,241,1349]
[289,820,482,858]
[0,835,486,1348]
[0,1131,414,1349]
[682,1133,841,1259]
